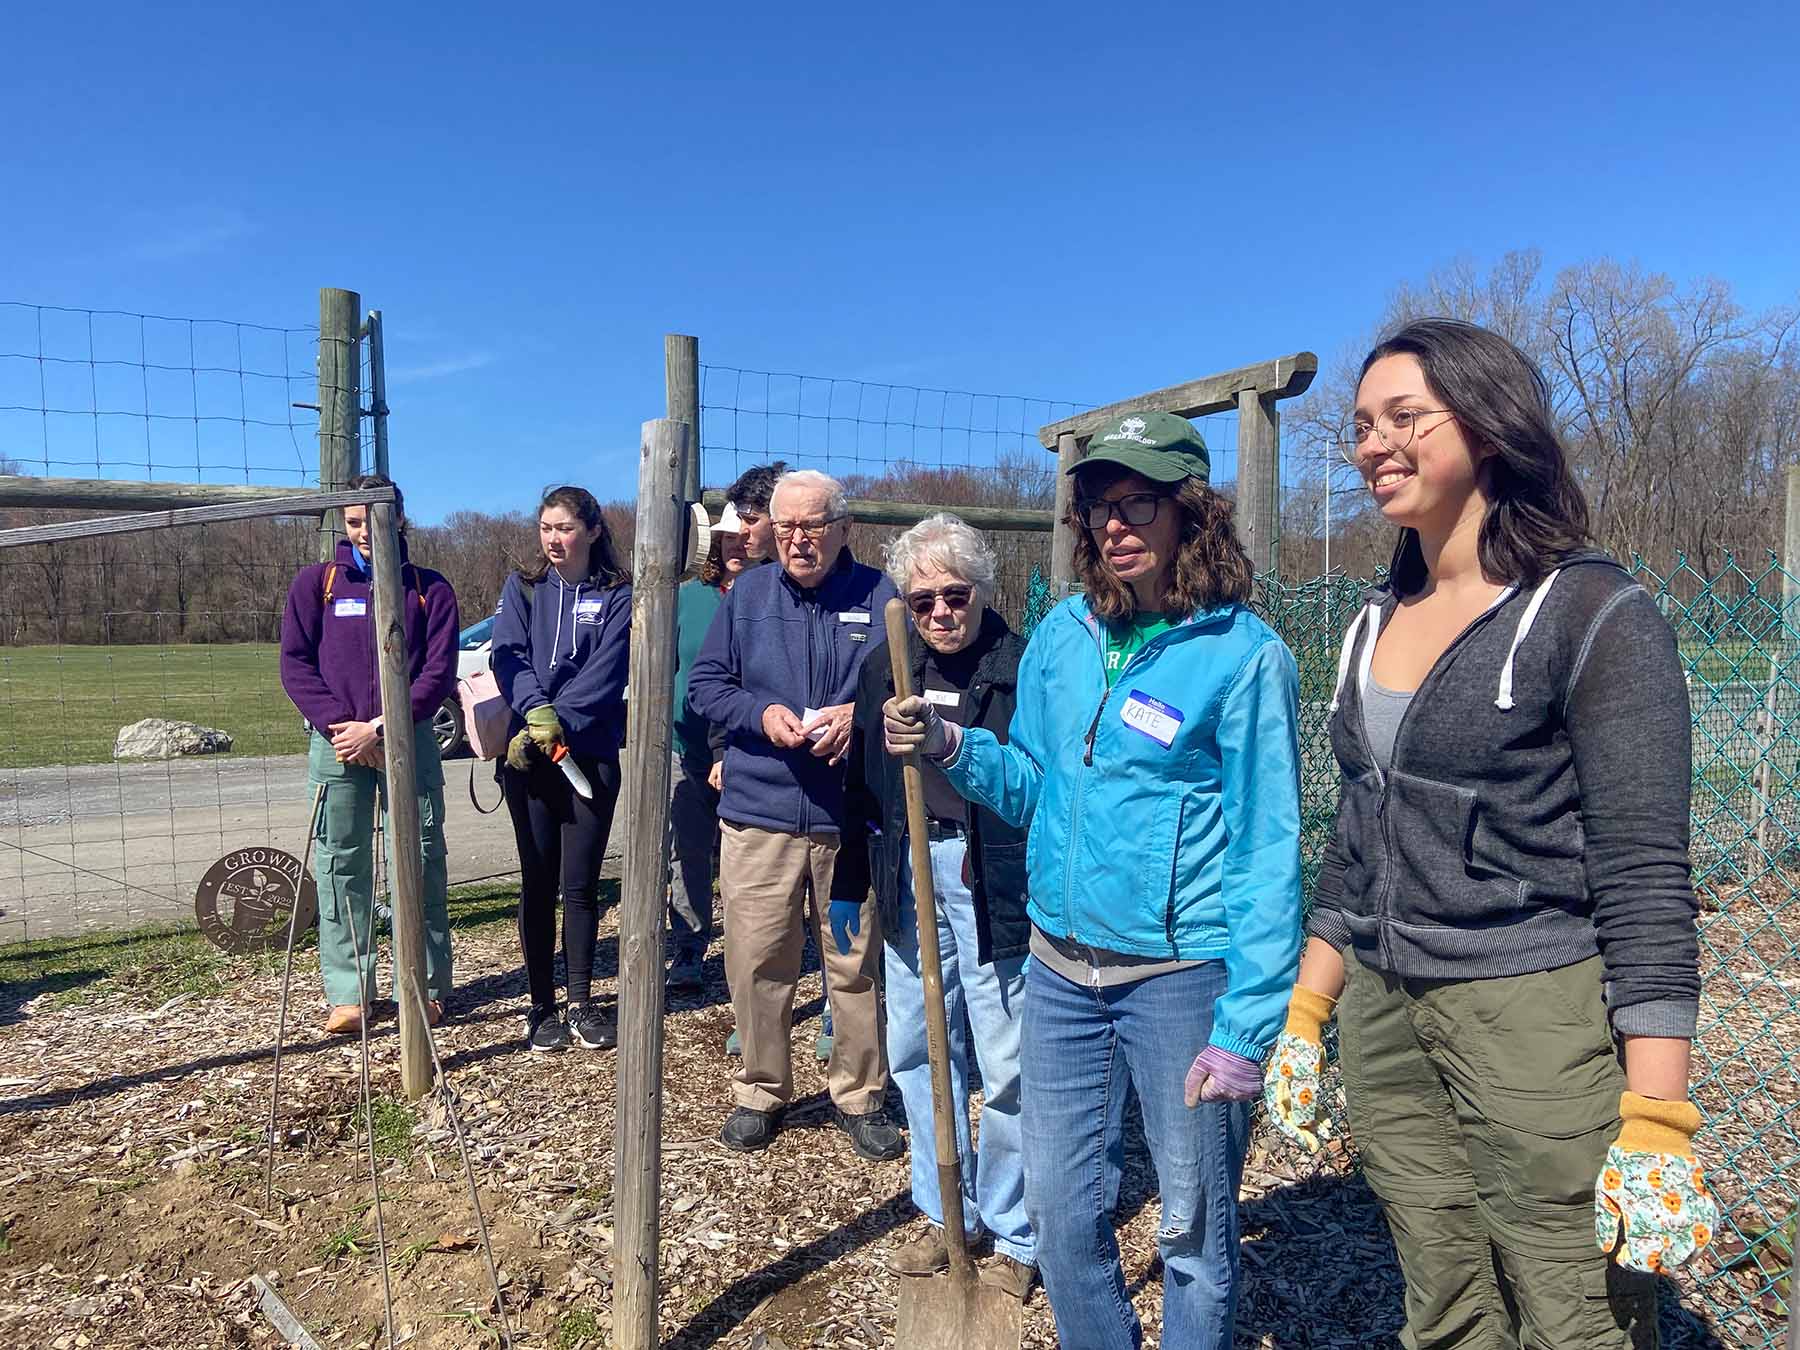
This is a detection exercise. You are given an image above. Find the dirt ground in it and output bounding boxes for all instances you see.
[0,901,1744,1349]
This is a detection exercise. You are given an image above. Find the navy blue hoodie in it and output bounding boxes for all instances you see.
[686,549,896,835]
[492,568,631,761]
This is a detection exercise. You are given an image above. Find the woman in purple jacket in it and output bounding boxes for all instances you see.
[491,486,632,1054]
[278,474,460,1035]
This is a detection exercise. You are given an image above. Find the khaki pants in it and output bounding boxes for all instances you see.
[720,819,886,1114]
[1340,950,1657,1349]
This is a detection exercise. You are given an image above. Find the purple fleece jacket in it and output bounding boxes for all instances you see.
[279,538,461,729]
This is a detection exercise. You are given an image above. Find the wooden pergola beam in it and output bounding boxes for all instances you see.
[1036,352,1318,449]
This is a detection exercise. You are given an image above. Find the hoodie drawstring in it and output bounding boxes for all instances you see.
[550,574,566,671]
[571,582,582,662]
[1495,569,1563,711]
[1329,603,1379,714]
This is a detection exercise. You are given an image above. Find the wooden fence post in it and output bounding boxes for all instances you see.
[1052,431,1080,594]
[665,335,701,504]
[366,309,390,479]
[368,497,431,1100]
[613,417,686,1350]
[316,288,362,562]
[1236,386,1280,575]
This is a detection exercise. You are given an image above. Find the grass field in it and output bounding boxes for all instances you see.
[0,643,309,770]
[0,880,525,1014]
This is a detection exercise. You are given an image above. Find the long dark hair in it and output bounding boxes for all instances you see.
[1364,319,1590,594]
[1067,463,1253,623]
[519,485,626,587]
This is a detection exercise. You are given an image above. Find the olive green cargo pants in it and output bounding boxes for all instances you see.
[1339,950,1657,1349]
[307,728,453,1008]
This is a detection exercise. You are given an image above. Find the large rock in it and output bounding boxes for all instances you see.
[113,718,234,760]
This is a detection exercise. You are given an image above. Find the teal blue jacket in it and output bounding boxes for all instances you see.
[673,579,724,766]
[943,595,1304,1061]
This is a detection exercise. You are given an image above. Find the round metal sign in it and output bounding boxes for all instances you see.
[194,847,319,954]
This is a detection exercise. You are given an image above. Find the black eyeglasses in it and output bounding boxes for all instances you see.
[905,585,974,617]
[1336,407,1455,463]
[771,514,846,540]
[1076,493,1161,530]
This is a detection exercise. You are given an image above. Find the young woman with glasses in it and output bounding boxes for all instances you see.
[1267,319,1715,1347]
[884,414,1304,1349]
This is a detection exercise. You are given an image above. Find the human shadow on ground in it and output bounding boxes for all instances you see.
[664,1182,916,1349]
[1230,1170,1729,1349]
[0,967,108,1026]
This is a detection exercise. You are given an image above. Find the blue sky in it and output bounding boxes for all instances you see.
[3,0,1796,522]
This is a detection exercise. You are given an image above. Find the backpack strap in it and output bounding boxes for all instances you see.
[403,563,427,612]
[321,563,339,607]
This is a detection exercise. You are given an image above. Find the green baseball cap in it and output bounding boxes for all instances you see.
[1074,411,1210,485]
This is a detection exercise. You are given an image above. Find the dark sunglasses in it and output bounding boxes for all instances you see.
[1076,492,1161,530]
[905,585,974,617]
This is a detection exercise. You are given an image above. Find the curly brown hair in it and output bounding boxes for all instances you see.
[695,531,725,588]
[1067,464,1253,623]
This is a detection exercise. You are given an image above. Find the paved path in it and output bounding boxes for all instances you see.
[0,753,630,941]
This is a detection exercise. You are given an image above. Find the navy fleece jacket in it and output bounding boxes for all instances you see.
[685,549,895,835]
[491,569,631,761]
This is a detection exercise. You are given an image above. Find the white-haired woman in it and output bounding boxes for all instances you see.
[840,513,1036,1300]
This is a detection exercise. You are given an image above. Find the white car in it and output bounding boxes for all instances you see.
[435,615,495,756]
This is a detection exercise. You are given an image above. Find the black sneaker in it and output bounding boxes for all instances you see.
[667,954,705,992]
[719,1106,782,1153]
[568,1000,617,1051]
[834,1107,905,1162]
[526,1004,568,1053]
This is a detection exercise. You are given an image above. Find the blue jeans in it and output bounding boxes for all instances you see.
[1020,957,1250,1350]
[885,837,1032,1264]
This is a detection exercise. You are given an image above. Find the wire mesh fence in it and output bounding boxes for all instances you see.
[0,298,423,944]
[0,302,318,485]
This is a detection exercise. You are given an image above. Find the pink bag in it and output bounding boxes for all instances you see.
[458,669,512,761]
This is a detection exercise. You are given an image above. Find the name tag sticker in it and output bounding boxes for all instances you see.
[1120,691,1183,748]
[333,599,367,618]
[924,689,961,708]
[838,611,870,624]
[573,598,605,622]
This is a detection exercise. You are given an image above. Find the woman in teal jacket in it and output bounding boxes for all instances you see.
[885,412,1303,1350]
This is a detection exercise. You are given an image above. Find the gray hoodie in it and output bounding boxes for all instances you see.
[1307,552,1700,1038]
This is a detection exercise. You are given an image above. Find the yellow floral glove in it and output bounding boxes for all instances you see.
[525,704,564,751]
[1595,1092,1717,1273]
[1262,986,1336,1153]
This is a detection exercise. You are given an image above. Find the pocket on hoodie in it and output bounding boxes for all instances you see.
[1333,771,1380,911]
[1386,771,1528,927]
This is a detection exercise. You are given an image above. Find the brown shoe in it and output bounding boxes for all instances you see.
[979,1254,1036,1302]
[887,1229,949,1278]
[323,1004,364,1035]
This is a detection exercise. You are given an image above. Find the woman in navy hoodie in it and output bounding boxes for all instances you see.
[278,473,460,1035]
[492,485,632,1054]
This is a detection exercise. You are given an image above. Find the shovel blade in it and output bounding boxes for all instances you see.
[895,1271,1023,1349]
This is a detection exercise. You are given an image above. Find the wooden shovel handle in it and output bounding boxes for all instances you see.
[884,597,973,1273]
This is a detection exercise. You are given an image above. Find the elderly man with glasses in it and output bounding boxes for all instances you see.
[686,469,904,1158]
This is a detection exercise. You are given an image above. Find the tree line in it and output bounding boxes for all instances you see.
[1278,250,1799,582]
